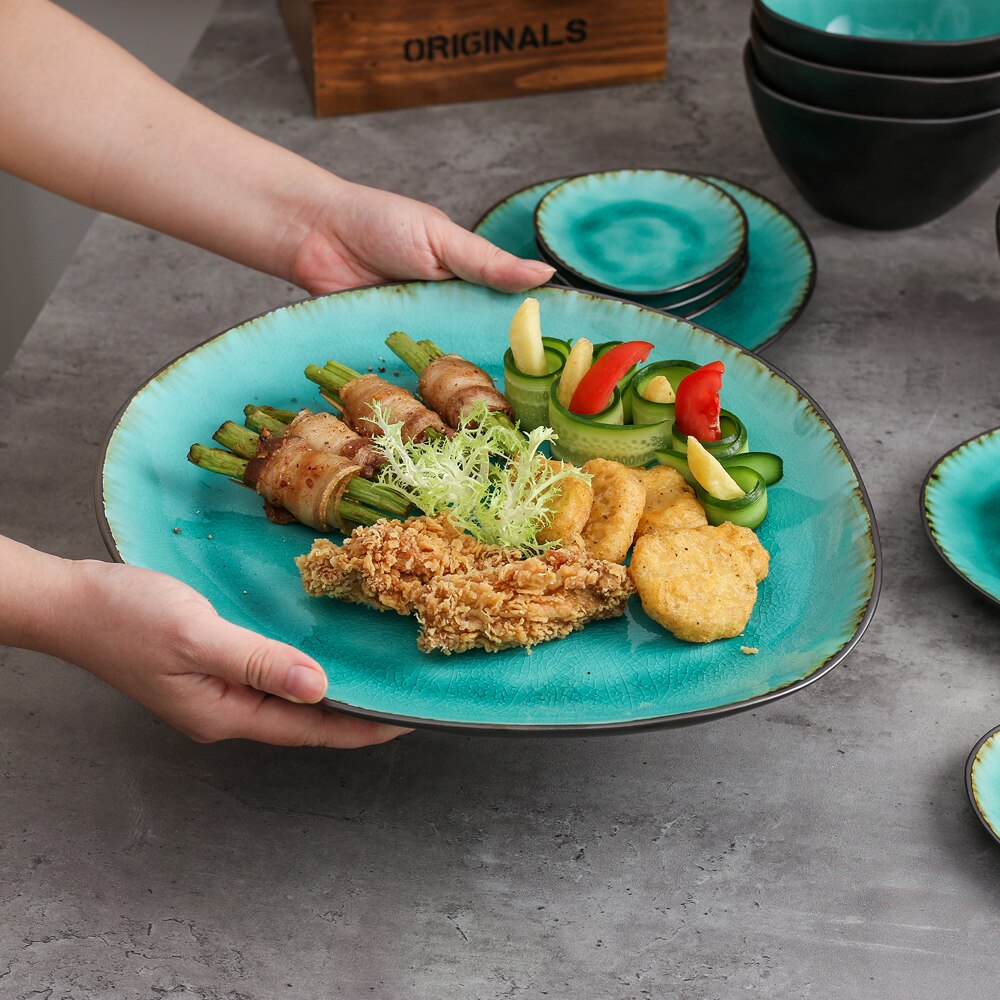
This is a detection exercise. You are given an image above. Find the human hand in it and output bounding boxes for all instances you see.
[286,179,555,295]
[56,559,410,748]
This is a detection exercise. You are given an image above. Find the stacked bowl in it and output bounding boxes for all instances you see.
[533,169,749,318]
[746,0,1000,228]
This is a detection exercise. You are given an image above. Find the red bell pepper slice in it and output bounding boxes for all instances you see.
[674,360,725,441]
[568,340,654,415]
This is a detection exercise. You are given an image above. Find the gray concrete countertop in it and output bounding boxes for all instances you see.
[2,1,999,996]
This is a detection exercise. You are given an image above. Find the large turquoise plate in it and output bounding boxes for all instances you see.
[473,175,816,352]
[967,725,1000,845]
[97,281,879,734]
[922,426,1000,606]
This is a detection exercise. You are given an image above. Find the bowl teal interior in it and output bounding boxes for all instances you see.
[760,0,1000,41]
[99,281,878,732]
[535,171,747,296]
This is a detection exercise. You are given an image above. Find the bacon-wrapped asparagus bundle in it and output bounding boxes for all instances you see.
[243,405,384,478]
[304,361,450,442]
[188,418,410,532]
[385,331,515,429]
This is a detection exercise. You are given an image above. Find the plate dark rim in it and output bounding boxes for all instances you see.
[920,425,1000,609]
[966,724,1000,845]
[94,279,881,737]
[532,170,751,298]
[472,172,817,354]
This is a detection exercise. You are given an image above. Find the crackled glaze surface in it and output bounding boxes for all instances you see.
[923,426,1000,606]
[534,171,747,296]
[100,281,877,731]
[474,175,816,352]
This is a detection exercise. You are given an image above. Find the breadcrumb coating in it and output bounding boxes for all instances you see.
[296,514,634,653]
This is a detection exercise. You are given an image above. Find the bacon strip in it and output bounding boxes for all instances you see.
[285,410,383,477]
[244,432,362,532]
[418,355,514,428]
[340,373,449,442]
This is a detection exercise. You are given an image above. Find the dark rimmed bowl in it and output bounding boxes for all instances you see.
[745,45,1000,229]
[751,15,1000,118]
[753,0,1000,75]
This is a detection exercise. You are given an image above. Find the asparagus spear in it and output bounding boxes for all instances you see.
[187,444,399,527]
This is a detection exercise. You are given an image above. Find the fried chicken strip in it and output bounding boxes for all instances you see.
[415,546,634,654]
[296,515,522,614]
[295,514,634,653]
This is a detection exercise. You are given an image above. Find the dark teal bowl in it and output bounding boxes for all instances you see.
[745,45,1000,229]
[754,0,1000,75]
[752,16,1000,118]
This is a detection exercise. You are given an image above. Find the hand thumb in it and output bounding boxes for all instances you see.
[436,224,555,292]
[206,619,329,704]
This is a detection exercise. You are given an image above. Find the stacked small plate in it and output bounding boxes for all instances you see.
[745,0,1000,228]
[532,170,749,320]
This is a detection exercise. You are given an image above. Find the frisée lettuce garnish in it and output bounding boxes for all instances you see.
[366,401,589,554]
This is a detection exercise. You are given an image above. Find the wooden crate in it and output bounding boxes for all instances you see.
[278,0,668,117]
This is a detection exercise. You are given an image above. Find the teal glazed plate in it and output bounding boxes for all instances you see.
[548,246,750,319]
[534,170,748,296]
[922,426,1000,605]
[474,175,816,352]
[967,725,1000,845]
[97,281,879,734]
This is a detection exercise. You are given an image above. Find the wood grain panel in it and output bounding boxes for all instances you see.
[279,0,668,116]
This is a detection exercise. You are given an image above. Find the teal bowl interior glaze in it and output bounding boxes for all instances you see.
[922,426,1000,606]
[968,726,1000,844]
[534,170,747,296]
[759,0,1000,41]
[473,175,816,353]
[98,281,879,733]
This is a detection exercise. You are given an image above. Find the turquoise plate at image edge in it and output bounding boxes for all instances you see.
[473,175,816,352]
[967,726,1000,844]
[922,426,1000,606]
[98,281,878,733]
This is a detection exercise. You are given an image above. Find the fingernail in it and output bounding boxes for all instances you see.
[285,664,328,703]
[521,259,555,279]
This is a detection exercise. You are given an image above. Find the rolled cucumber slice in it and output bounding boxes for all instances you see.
[653,449,783,488]
[503,337,570,431]
[671,410,748,459]
[628,359,699,427]
[694,466,769,529]
[548,381,669,467]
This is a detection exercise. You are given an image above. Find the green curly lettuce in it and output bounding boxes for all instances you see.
[366,402,589,554]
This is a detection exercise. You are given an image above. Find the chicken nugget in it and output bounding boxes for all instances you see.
[633,465,708,539]
[580,458,645,563]
[700,522,770,583]
[536,459,593,547]
[630,528,758,643]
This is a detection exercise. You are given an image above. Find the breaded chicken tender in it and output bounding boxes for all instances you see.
[633,465,708,539]
[700,522,770,582]
[296,514,635,654]
[416,546,634,654]
[296,515,521,615]
[580,458,645,563]
[630,527,759,643]
[536,459,593,547]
